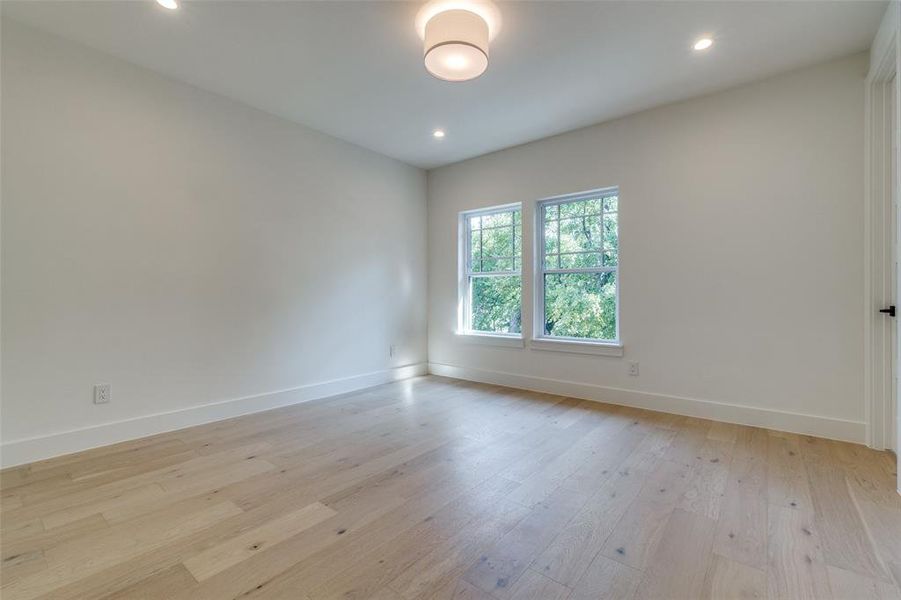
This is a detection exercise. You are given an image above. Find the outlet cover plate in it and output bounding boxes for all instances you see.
[94,383,111,404]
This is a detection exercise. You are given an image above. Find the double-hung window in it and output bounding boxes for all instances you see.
[461,204,522,336]
[536,188,619,344]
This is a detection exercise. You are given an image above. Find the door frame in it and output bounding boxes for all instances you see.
[864,2,900,452]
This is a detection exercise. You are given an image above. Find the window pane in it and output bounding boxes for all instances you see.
[558,214,602,253]
[544,204,559,222]
[544,272,616,340]
[559,197,602,218]
[604,250,618,267]
[467,208,520,274]
[603,212,618,251]
[469,229,481,271]
[482,257,513,271]
[471,276,522,334]
[482,211,512,228]
[558,252,603,269]
[544,219,559,256]
[481,224,514,259]
[545,200,607,265]
[513,212,520,269]
[585,197,603,214]
[603,196,618,212]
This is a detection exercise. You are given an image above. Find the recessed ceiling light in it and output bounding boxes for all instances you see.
[694,37,713,51]
[433,129,446,139]
[156,0,178,9]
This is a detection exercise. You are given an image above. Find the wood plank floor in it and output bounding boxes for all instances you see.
[1,376,899,599]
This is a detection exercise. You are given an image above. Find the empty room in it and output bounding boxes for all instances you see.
[1,0,900,598]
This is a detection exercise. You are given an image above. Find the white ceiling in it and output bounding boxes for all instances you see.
[2,0,887,169]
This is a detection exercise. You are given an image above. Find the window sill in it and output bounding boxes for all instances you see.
[455,332,525,348]
[530,337,624,357]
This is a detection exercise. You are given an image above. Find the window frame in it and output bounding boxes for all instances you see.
[457,202,524,342]
[532,187,622,353]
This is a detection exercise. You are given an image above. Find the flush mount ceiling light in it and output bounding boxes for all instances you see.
[156,0,178,9]
[416,0,501,82]
[433,129,446,139]
[693,37,714,51]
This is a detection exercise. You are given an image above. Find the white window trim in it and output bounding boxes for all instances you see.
[530,337,623,356]
[457,202,524,340]
[455,331,526,348]
[532,187,621,348]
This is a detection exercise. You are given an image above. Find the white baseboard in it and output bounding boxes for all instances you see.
[1,363,428,469]
[429,362,866,444]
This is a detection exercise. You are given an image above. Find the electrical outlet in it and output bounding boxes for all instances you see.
[93,383,111,404]
[628,362,639,376]
[389,345,397,358]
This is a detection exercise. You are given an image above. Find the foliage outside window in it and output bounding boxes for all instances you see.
[463,206,522,334]
[538,190,618,342]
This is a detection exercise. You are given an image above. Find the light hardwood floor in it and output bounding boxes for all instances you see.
[1,376,899,600]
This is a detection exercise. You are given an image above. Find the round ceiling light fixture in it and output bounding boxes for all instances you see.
[156,0,178,9]
[416,0,501,82]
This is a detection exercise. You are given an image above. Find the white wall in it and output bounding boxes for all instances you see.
[428,54,868,442]
[1,20,428,466]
